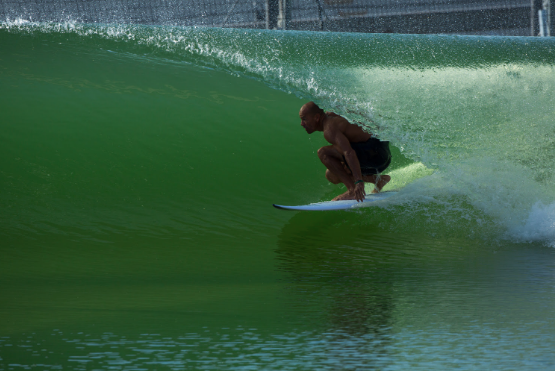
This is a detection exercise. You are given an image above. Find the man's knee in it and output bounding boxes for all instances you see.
[317,147,327,161]
[326,169,341,184]
[317,146,334,162]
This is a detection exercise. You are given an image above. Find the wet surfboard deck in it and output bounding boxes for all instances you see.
[273,191,398,211]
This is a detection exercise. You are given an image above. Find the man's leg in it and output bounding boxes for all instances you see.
[318,146,391,199]
[318,146,362,201]
[318,146,355,188]
[325,169,341,184]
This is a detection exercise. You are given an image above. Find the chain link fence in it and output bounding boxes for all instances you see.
[0,0,551,36]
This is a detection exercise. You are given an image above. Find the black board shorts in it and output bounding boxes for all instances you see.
[344,138,391,175]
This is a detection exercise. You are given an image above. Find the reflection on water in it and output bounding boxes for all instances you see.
[2,194,555,370]
[273,209,555,369]
[1,329,398,370]
[2,315,554,370]
[276,209,414,335]
[1,215,555,370]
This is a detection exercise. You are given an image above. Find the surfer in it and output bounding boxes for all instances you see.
[299,101,391,202]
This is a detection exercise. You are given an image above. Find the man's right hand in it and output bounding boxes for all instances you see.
[354,182,366,202]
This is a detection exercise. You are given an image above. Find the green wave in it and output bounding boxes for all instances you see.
[1,22,555,245]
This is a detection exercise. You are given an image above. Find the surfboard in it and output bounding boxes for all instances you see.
[273,191,398,211]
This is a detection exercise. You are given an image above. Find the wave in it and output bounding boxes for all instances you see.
[1,20,555,246]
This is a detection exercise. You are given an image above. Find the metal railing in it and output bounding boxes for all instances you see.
[0,0,551,36]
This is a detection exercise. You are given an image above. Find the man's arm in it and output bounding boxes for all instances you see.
[326,122,366,202]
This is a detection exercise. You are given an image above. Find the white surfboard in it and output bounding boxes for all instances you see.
[273,191,398,211]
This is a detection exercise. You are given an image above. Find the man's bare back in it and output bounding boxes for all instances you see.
[299,102,391,202]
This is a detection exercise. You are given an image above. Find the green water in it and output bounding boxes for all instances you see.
[1,21,555,369]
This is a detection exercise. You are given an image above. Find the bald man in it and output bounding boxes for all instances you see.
[299,102,391,202]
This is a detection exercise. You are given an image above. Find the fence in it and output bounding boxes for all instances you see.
[0,0,552,36]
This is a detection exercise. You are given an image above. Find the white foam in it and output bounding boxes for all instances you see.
[381,162,434,192]
[509,202,555,247]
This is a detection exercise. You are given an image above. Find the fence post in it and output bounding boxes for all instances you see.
[531,0,543,35]
[277,0,291,30]
[266,0,279,29]
[538,0,552,36]
[546,0,552,36]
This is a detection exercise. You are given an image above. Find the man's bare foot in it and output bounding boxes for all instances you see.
[332,190,358,201]
[366,175,391,194]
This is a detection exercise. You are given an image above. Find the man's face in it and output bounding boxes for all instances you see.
[299,109,318,134]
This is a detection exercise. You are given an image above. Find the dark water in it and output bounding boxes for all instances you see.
[1,20,555,369]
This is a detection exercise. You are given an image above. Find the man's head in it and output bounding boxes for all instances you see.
[299,101,324,134]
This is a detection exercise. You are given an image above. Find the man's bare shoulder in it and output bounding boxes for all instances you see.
[324,112,350,130]
[325,111,371,142]
[321,113,353,147]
